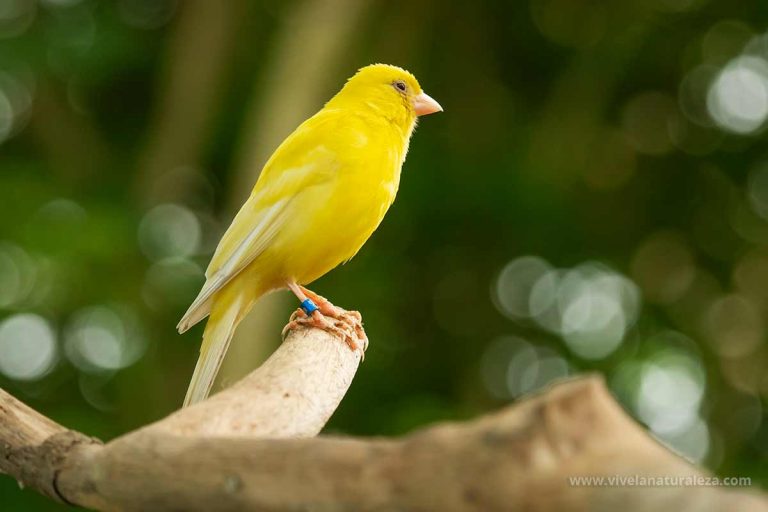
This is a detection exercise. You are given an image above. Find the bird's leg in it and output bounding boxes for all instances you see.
[298,286,344,317]
[282,282,368,357]
[298,286,368,351]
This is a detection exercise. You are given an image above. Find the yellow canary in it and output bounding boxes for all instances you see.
[178,64,442,406]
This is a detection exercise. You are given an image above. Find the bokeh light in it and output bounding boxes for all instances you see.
[707,56,768,134]
[0,0,36,38]
[633,347,709,462]
[658,416,710,464]
[138,203,202,261]
[701,21,753,65]
[733,250,768,308]
[719,347,768,396]
[718,390,764,443]
[556,264,640,360]
[494,256,553,319]
[0,313,57,381]
[142,258,204,310]
[513,344,569,396]
[636,355,705,435]
[0,86,12,142]
[480,336,570,399]
[36,197,88,223]
[480,336,523,399]
[64,305,147,373]
[704,294,763,359]
[0,70,33,144]
[747,161,768,221]
[631,231,696,304]
[0,242,36,308]
[679,65,718,127]
[495,258,640,360]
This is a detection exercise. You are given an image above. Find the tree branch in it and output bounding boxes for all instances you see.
[0,381,99,502]
[149,326,362,438]
[1,321,766,511]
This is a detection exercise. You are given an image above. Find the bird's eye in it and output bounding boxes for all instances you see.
[393,80,407,93]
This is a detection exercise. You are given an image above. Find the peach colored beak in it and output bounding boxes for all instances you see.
[413,92,443,116]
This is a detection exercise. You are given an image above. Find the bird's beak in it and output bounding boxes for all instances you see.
[413,92,443,116]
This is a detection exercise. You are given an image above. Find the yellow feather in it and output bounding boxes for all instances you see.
[180,64,437,406]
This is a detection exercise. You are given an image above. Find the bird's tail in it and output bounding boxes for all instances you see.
[183,290,246,408]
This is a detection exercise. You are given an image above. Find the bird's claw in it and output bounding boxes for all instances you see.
[282,307,368,360]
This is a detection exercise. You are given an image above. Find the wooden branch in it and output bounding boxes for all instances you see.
[0,383,99,502]
[150,326,362,438]
[1,322,767,511]
[0,326,357,505]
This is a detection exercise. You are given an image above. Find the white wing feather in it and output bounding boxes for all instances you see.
[177,156,336,333]
[176,199,289,333]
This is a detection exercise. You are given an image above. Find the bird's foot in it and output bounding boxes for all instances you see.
[298,286,346,318]
[281,298,368,359]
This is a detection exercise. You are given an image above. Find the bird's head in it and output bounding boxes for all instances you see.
[328,64,442,126]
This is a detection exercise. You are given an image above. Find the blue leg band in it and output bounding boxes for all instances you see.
[301,298,319,316]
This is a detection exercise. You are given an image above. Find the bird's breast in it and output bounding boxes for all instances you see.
[268,115,410,285]
[288,150,403,283]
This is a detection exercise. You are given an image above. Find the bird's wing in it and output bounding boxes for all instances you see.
[177,113,341,333]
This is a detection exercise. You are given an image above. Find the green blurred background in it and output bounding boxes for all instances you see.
[1,0,767,508]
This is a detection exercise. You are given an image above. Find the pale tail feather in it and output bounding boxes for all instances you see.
[183,295,243,407]
[176,293,213,334]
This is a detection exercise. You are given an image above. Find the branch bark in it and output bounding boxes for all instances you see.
[1,322,766,511]
[150,326,362,438]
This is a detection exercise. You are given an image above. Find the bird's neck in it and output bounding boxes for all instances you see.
[327,94,415,134]
[367,101,414,129]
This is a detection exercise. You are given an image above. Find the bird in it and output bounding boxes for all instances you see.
[177,63,442,407]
